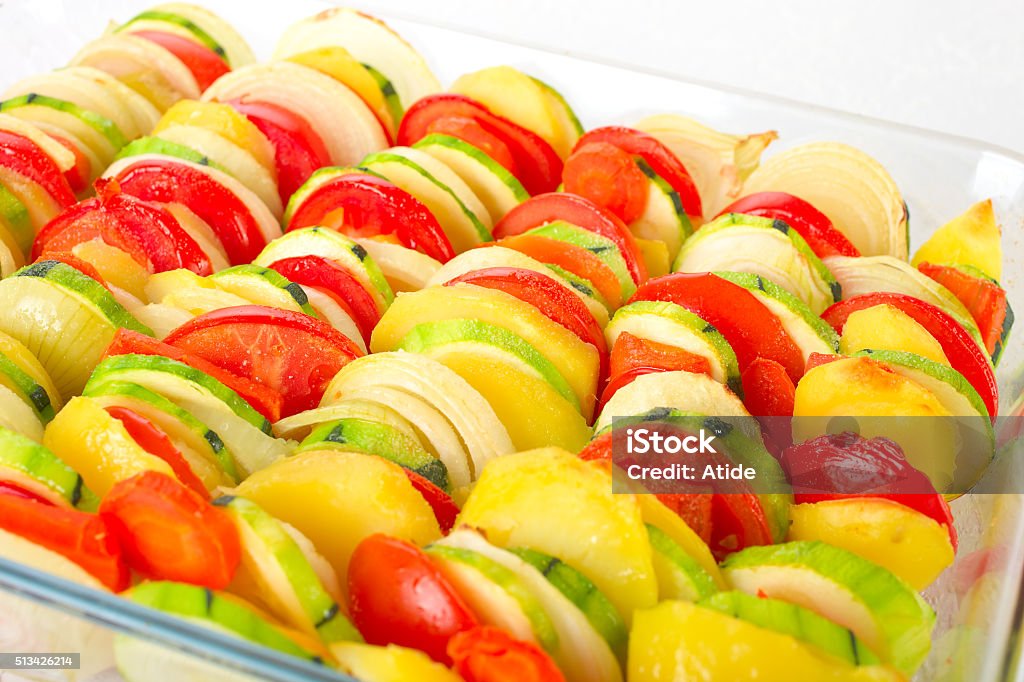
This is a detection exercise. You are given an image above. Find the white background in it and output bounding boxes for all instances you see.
[353,0,1024,154]
[2,0,1021,153]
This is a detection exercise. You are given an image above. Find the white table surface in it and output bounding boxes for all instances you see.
[353,0,1024,154]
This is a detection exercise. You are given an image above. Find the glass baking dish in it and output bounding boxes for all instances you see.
[1,1,1023,680]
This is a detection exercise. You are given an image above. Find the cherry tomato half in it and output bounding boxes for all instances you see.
[348,534,479,664]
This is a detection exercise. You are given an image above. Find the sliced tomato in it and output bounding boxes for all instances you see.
[163,305,363,418]
[104,328,284,423]
[427,116,517,173]
[610,332,712,380]
[710,492,774,561]
[740,356,795,417]
[579,431,713,543]
[631,272,805,383]
[596,366,664,412]
[917,262,1012,361]
[493,192,647,285]
[404,470,459,535]
[562,142,649,224]
[573,126,702,218]
[0,491,128,591]
[111,157,269,264]
[445,267,607,379]
[0,129,76,208]
[104,405,209,499]
[719,192,860,258]
[286,172,455,263]
[33,177,213,275]
[99,471,239,588]
[821,293,998,419]
[51,135,91,195]
[228,99,332,206]
[448,626,566,682]
[35,251,109,288]
[740,357,795,458]
[0,481,55,505]
[398,94,562,195]
[782,431,957,549]
[131,30,230,91]
[266,255,381,346]
[491,234,623,309]
[348,534,479,664]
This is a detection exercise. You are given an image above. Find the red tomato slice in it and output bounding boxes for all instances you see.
[111,157,269,264]
[50,135,91,195]
[427,116,517,174]
[445,267,608,380]
[398,94,562,195]
[739,357,796,458]
[0,129,76,208]
[348,534,479,664]
[574,126,702,218]
[130,30,230,91]
[491,234,623,309]
[562,142,649,225]
[610,332,712,380]
[740,356,795,418]
[579,432,713,543]
[719,192,860,258]
[493,192,647,285]
[448,626,566,682]
[104,328,284,423]
[917,262,1012,361]
[35,251,109,289]
[631,272,805,383]
[596,366,665,412]
[286,172,455,263]
[228,99,332,206]
[33,178,213,275]
[710,492,774,561]
[404,470,459,535]
[104,405,209,499]
[266,255,381,346]
[0,491,128,591]
[782,431,957,549]
[99,471,239,589]
[821,293,998,419]
[0,481,55,505]
[163,305,363,418]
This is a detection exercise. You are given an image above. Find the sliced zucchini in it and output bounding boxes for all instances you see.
[215,496,359,643]
[605,300,741,394]
[360,150,491,252]
[414,133,528,221]
[631,157,692,260]
[84,379,239,485]
[253,227,393,312]
[85,354,289,477]
[209,265,319,318]
[299,417,448,492]
[714,271,839,360]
